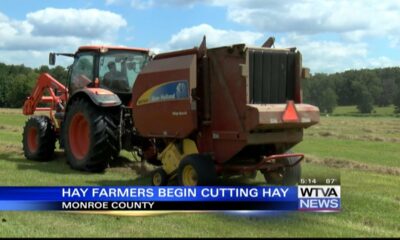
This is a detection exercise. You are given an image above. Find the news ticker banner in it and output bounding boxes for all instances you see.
[0,184,341,212]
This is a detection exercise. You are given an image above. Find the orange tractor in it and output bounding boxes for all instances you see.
[22,37,319,186]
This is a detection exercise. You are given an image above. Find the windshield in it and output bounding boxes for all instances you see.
[99,51,149,93]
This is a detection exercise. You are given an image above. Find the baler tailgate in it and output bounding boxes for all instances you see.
[247,102,320,131]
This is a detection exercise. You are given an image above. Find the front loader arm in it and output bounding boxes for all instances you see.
[22,73,68,116]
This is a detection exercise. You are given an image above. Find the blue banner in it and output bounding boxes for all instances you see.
[0,186,296,201]
[0,186,340,212]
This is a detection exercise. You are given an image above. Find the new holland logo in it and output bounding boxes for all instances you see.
[137,80,189,105]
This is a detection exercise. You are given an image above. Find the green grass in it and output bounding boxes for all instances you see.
[0,108,28,127]
[0,163,398,238]
[331,105,399,117]
[295,137,400,167]
[306,116,400,139]
[0,108,399,237]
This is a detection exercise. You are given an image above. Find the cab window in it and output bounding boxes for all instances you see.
[70,53,94,93]
[99,51,149,93]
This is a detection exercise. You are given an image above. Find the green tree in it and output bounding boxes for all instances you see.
[319,88,338,113]
[354,82,374,113]
[50,65,68,85]
[303,74,337,113]
[336,70,357,105]
[394,85,400,113]
[377,78,396,106]
[38,65,50,74]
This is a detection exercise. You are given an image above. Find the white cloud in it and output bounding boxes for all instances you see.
[130,0,154,9]
[367,56,400,69]
[221,0,369,34]
[152,23,399,73]
[109,0,206,9]
[130,0,400,48]
[0,8,127,67]
[159,24,264,50]
[0,50,67,67]
[210,0,400,48]
[277,34,398,73]
[27,8,127,39]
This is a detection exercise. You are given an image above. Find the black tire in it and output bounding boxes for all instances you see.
[64,99,119,172]
[151,168,168,186]
[22,116,56,161]
[178,154,217,186]
[263,152,301,185]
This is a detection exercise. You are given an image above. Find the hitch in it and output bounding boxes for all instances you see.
[216,153,304,174]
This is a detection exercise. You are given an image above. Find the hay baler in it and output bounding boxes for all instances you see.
[22,37,319,186]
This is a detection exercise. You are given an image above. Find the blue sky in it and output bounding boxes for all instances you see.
[1,0,400,73]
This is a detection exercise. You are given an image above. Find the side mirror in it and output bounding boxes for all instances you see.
[301,68,310,79]
[49,53,56,65]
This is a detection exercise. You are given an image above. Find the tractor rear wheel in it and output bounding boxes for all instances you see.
[263,153,301,185]
[64,99,119,172]
[22,116,56,161]
[178,154,216,186]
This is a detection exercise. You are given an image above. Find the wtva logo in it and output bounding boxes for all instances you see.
[298,186,341,211]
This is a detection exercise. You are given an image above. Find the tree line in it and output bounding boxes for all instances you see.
[0,62,399,113]
[302,68,400,114]
[0,63,68,108]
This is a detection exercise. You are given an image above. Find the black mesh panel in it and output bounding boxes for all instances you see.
[249,49,296,103]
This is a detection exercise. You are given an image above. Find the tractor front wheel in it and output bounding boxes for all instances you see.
[64,99,119,172]
[22,116,56,161]
[178,154,216,186]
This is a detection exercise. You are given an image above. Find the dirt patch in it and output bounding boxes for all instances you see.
[109,156,154,177]
[362,128,374,133]
[307,131,400,143]
[305,155,400,176]
[0,144,22,155]
[360,135,385,142]
[0,124,21,133]
[362,219,375,228]
[385,129,400,134]
[319,131,335,137]
[109,156,134,168]
[0,108,21,115]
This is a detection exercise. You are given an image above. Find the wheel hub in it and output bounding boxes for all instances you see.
[182,165,198,186]
[27,127,38,153]
[153,172,162,186]
[68,113,90,160]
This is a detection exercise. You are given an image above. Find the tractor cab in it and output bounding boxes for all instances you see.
[50,46,150,104]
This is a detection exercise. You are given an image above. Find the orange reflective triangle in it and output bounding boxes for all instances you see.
[282,101,299,122]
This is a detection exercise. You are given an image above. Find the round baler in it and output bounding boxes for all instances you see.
[21,38,319,186]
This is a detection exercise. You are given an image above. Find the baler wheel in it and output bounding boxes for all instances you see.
[64,99,119,172]
[151,168,168,186]
[178,154,217,186]
[263,152,301,185]
[22,116,56,161]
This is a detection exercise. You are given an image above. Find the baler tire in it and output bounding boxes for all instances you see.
[178,154,217,186]
[64,99,119,173]
[151,168,168,186]
[22,116,56,161]
[263,152,301,186]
